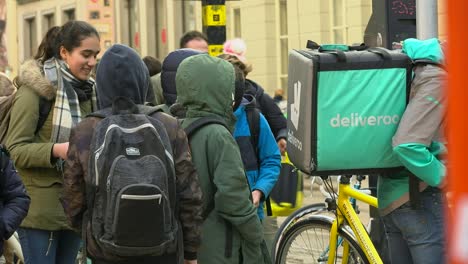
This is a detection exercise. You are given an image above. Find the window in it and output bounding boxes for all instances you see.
[153,1,167,58]
[63,8,75,22]
[233,8,241,38]
[89,11,100,20]
[173,1,196,52]
[182,2,196,33]
[127,0,138,50]
[24,17,37,59]
[119,0,140,52]
[279,0,288,93]
[331,0,347,43]
[42,13,55,36]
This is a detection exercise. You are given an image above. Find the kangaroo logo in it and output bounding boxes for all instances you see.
[290,81,301,130]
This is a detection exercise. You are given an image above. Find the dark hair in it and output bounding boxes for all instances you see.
[179,30,208,49]
[34,26,61,63]
[35,20,100,64]
[142,56,162,76]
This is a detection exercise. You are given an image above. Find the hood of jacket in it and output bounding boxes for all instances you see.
[234,94,256,118]
[244,78,264,98]
[95,44,150,109]
[240,94,256,107]
[15,59,56,100]
[161,48,203,106]
[234,94,256,117]
[403,38,444,63]
[176,54,236,124]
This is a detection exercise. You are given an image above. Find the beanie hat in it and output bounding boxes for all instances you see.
[223,38,247,63]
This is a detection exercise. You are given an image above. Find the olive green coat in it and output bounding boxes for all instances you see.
[5,59,92,230]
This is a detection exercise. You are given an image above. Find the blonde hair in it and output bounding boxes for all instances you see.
[218,53,253,77]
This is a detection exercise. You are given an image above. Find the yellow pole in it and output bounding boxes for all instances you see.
[202,0,226,56]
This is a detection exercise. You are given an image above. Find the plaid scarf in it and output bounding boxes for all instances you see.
[43,58,97,143]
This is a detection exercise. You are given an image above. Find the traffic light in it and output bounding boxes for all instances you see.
[364,0,417,49]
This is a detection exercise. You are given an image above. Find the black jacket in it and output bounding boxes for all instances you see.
[244,79,287,141]
[0,146,30,255]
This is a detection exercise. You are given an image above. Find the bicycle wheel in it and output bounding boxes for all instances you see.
[275,215,369,264]
[272,203,328,261]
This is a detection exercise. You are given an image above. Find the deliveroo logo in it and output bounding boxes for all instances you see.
[329,113,400,128]
[290,81,301,130]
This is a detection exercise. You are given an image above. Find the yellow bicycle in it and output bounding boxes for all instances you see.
[274,175,381,264]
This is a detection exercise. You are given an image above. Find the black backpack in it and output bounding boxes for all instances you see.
[86,97,178,257]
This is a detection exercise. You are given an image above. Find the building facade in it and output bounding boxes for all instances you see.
[6,0,446,95]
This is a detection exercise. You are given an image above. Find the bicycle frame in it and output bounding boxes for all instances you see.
[327,177,381,264]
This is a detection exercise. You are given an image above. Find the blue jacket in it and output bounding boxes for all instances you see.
[0,148,30,255]
[233,97,281,219]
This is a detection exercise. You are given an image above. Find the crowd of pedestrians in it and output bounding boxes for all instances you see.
[0,20,288,264]
[0,19,447,264]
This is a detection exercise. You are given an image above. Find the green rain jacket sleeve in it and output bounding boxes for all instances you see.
[393,143,446,186]
[392,65,447,186]
[208,128,264,244]
[5,87,55,168]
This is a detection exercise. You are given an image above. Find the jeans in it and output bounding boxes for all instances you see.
[382,186,445,264]
[18,228,82,264]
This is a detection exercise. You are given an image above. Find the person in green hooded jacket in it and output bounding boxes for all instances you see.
[175,54,270,264]
[378,38,447,264]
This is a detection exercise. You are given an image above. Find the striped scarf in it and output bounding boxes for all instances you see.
[43,58,97,143]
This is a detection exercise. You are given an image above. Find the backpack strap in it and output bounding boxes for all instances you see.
[184,116,229,138]
[412,59,446,71]
[183,116,229,214]
[183,116,234,257]
[0,145,9,173]
[265,194,273,216]
[0,145,10,191]
[245,103,274,216]
[35,98,53,135]
[409,173,421,209]
[139,104,168,116]
[245,104,260,161]
[306,40,368,51]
